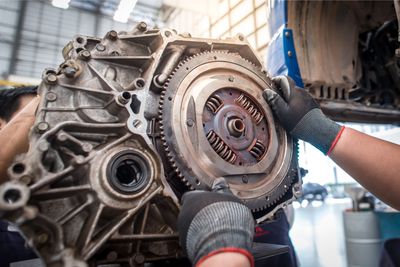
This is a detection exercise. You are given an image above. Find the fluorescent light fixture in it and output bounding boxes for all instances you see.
[52,0,71,9]
[113,0,137,23]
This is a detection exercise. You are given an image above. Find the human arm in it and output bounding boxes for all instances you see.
[0,96,39,183]
[329,127,400,210]
[263,75,400,210]
[177,179,254,267]
[197,252,251,267]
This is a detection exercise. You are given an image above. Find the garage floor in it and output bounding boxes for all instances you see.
[290,198,352,267]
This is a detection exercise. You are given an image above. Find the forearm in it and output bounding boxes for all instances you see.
[198,252,251,267]
[0,97,39,183]
[329,127,400,210]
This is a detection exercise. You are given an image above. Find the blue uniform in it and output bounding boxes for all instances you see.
[254,209,298,267]
[0,220,38,266]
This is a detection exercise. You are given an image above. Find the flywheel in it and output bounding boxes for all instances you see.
[159,51,299,213]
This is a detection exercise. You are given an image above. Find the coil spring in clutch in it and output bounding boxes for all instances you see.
[235,94,264,124]
[206,130,237,164]
[249,139,266,161]
[205,95,223,114]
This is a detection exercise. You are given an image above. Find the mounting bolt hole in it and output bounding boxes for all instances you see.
[12,163,25,174]
[76,37,84,44]
[4,189,21,204]
[195,179,201,185]
[135,78,145,88]
[168,96,172,101]
[122,92,131,100]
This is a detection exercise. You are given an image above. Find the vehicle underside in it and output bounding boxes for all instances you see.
[288,0,400,123]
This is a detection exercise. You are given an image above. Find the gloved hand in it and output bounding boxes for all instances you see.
[178,178,255,267]
[263,75,344,155]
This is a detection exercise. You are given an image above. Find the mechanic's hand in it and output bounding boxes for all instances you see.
[178,178,254,267]
[0,96,39,183]
[263,75,344,155]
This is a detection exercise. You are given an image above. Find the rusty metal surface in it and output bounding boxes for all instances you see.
[0,24,300,266]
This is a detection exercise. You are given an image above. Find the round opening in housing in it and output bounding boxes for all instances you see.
[3,189,21,204]
[106,151,150,194]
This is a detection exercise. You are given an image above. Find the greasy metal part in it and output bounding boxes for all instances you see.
[153,46,185,88]
[235,93,264,124]
[206,130,237,164]
[159,51,300,212]
[0,23,300,266]
[202,88,269,167]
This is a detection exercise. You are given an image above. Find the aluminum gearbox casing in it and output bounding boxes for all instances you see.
[0,23,301,267]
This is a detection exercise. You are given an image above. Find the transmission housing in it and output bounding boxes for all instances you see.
[0,23,301,267]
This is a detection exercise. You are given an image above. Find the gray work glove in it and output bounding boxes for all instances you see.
[263,75,344,155]
[178,178,255,266]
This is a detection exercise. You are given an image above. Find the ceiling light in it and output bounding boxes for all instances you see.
[51,0,71,9]
[113,0,138,23]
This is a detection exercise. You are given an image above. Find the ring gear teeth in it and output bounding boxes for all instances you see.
[158,50,299,213]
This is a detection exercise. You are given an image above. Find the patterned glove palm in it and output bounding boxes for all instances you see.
[178,178,255,267]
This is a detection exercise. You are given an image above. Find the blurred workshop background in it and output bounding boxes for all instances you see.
[0,1,399,267]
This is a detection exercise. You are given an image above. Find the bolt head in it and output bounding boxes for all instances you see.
[82,143,93,153]
[186,119,194,127]
[137,22,147,31]
[80,50,91,60]
[107,30,118,40]
[64,67,76,78]
[46,74,57,84]
[287,51,293,57]
[38,141,49,152]
[37,122,49,133]
[46,92,57,101]
[96,43,106,51]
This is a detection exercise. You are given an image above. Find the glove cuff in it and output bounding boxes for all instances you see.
[290,109,342,155]
[326,126,345,155]
[185,201,254,265]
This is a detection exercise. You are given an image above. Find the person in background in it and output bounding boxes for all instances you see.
[0,86,39,183]
[0,86,41,267]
